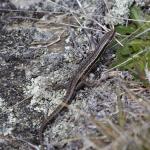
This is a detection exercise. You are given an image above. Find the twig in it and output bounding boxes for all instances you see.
[30,30,65,48]
[0,8,63,15]
[0,134,39,150]
[9,16,104,32]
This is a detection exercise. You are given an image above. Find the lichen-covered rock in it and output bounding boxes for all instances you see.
[0,0,149,150]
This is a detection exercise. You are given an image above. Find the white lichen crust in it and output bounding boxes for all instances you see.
[104,0,134,24]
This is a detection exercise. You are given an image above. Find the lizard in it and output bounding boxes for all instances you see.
[39,29,115,145]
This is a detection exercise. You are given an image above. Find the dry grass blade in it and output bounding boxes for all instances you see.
[121,81,150,109]
[30,30,65,48]
[75,0,86,16]
[91,119,120,140]
[111,24,147,49]
[0,134,39,150]
[49,135,114,150]
[116,85,126,128]
[102,122,150,150]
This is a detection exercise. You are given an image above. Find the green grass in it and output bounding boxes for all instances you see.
[112,5,150,86]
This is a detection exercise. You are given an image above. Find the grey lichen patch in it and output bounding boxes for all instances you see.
[64,28,91,63]
[0,106,12,135]
[10,0,41,9]
[49,121,75,142]
[25,55,78,114]
[86,84,117,119]
[104,0,149,25]
[40,52,64,68]
[135,0,150,6]
[0,97,5,112]
[0,28,35,136]
[2,113,17,135]
[104,0,134,24]
[26,76,64,115]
